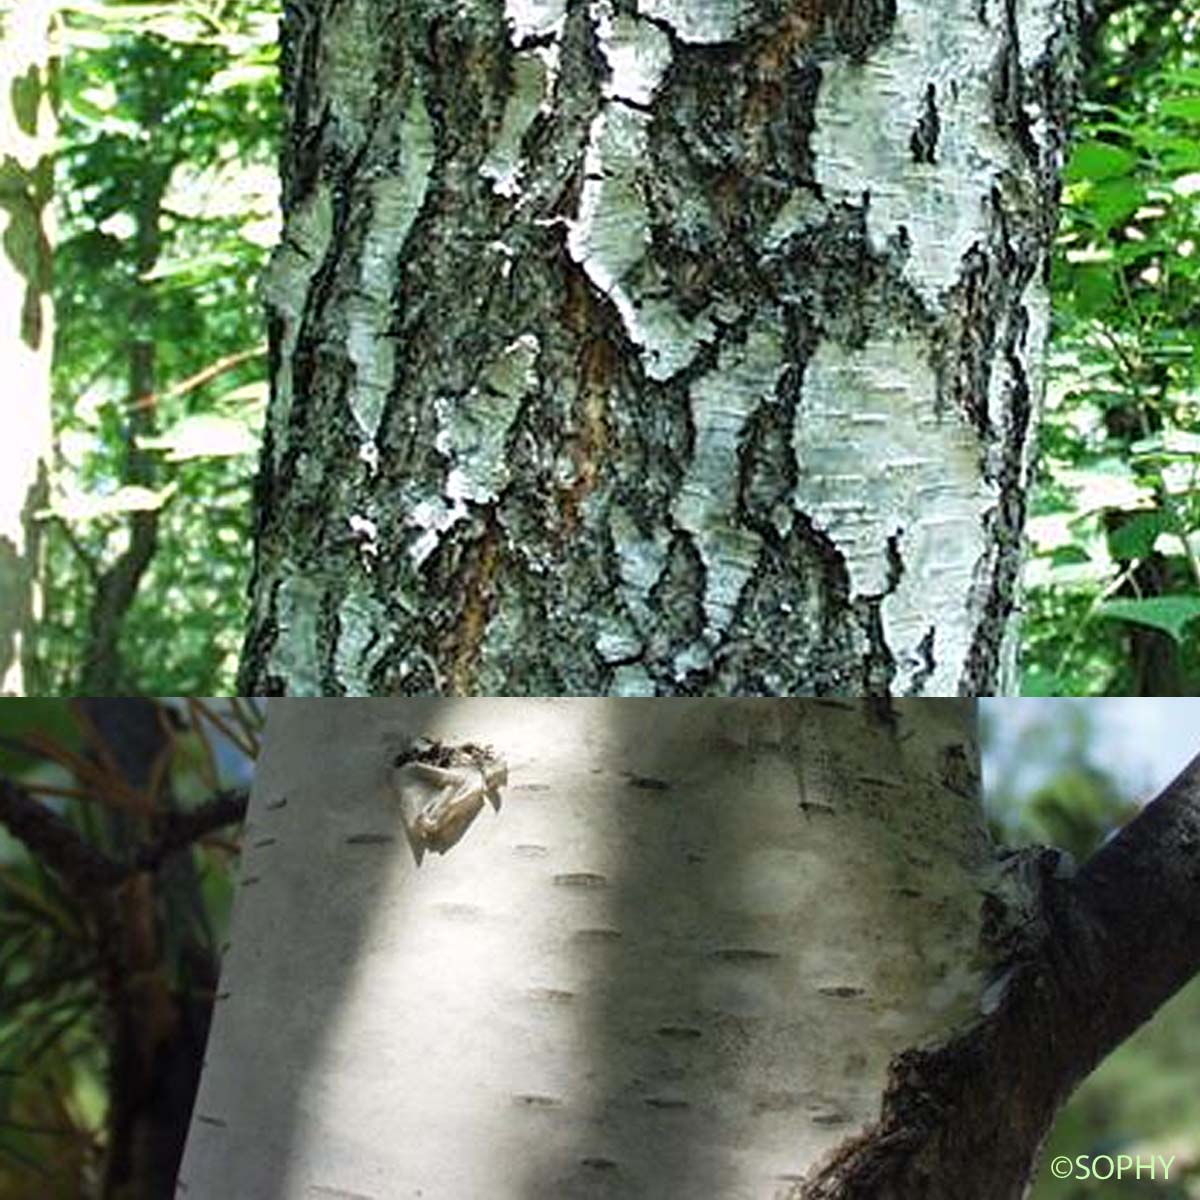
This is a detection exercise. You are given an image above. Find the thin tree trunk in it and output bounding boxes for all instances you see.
[77,169,167,696]
[240,0,1084,697]
[0,0,56,696]
[73,700,219,1200]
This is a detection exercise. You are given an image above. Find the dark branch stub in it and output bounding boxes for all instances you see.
[0,775,248,893]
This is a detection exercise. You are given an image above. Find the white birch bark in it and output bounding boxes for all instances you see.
[179,697,1000,1198]
[241,0,1082,697]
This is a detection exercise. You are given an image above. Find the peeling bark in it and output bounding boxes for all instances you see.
[242,0,1084,696]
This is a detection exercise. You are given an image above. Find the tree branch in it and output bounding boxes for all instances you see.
[125,343,267,412]
[797,754,1200,1200]
[133,789,249,872]
[1057,749,1200,1081]
[0,775,248,894]
[0,775,127,891]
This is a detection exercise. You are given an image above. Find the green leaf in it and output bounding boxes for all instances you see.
[1162,67,1200,89]
[141,252,235,284]
[1097,595,1200,643]
[42,484,178,523]
[1085,178,1146,232]
[1160,95,1200,122]
[1062,459,1150,514]
[1066,263,1116,316]
[1107,511,1166,559]
[0,703,81,777]
[1019,666,1067,696]
[1049,545,1091,566]
[1065,140,1138,182]
[1060,386,1127,411]
[1131,429,1200,458]
[214,381,269,410]
[210,64,276,92]
[1129,434,1165,457]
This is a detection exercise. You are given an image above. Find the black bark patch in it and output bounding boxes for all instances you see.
[625,774,671,791]
[527,987,575,1004]
[512,1093,562,1108]
[829,0,898,62]
[910,83,940,164]
[711,947,780,962]
[553,871,608,888]
[573,928,623,943]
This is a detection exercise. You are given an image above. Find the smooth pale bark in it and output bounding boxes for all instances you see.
[239,0,1084,697]
[178,700,1200,1198]
[0,0,55,695]
[179,698,1000,1197]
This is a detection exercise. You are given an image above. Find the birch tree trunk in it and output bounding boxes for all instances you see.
[178,699,1200,1198]
[239,0,1084,698]
[0,0,55,696]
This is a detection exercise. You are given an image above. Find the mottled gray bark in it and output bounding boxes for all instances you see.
[241,0,1083,696]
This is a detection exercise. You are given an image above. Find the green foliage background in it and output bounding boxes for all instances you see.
[40,1,278,694]
[1023,4,1200,694]
[0,699,257,1199]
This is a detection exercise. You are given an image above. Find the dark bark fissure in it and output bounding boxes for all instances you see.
[956,0,1084,694]
[909,84,940,165]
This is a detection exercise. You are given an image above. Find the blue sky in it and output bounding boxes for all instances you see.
[982,698,1200,808]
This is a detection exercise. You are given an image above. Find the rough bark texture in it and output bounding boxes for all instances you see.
[241,0,1084,696]
[0,0,56,696]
